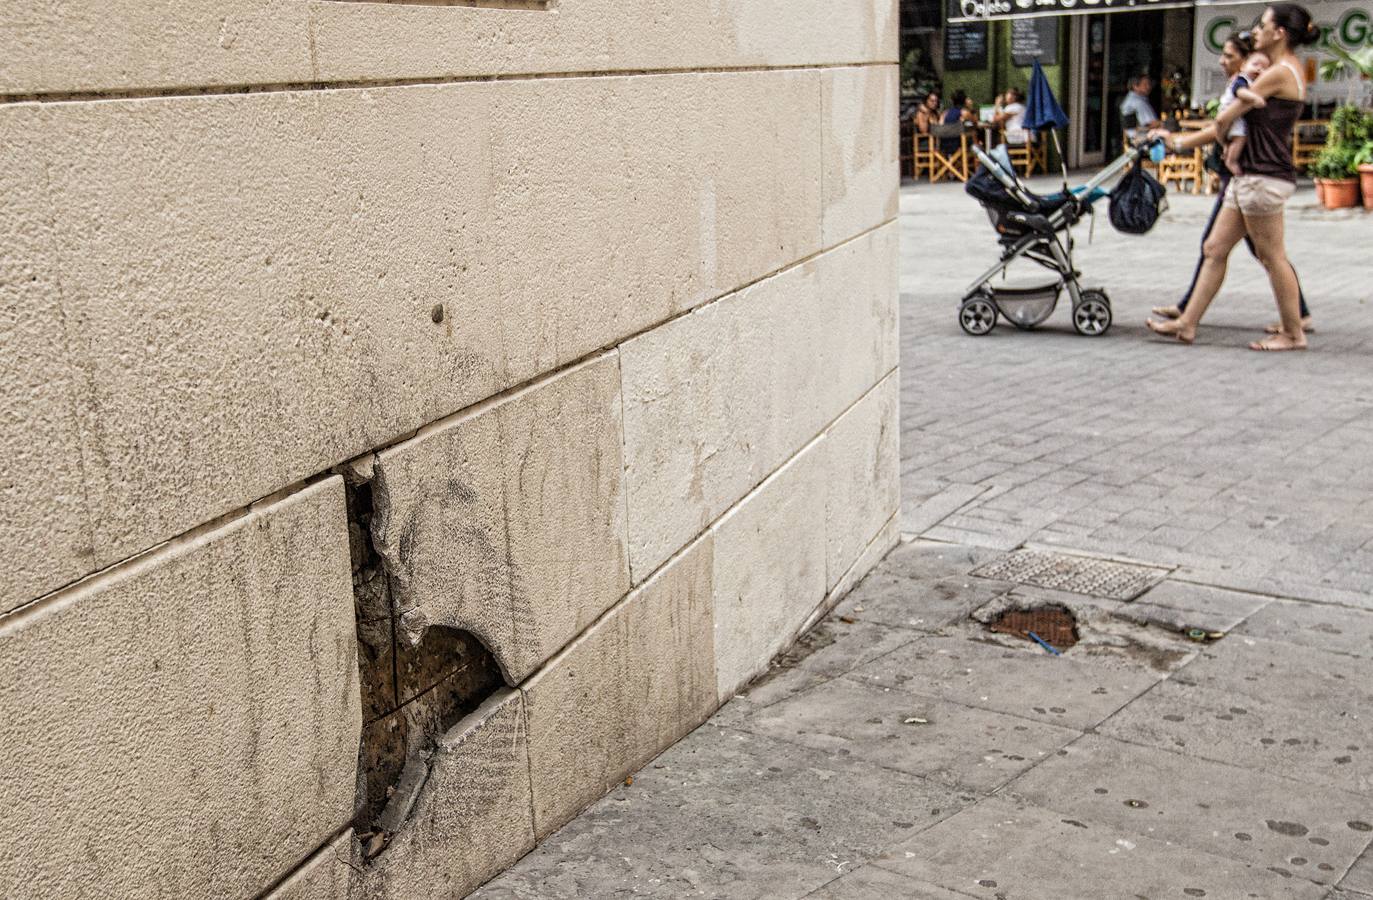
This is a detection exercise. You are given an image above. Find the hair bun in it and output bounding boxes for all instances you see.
[1306,22,1318,36]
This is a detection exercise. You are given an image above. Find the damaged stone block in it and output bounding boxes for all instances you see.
[372,354,629,685]
[523,535,718,838]
[0,478,360,899]
[265,831,357,900]
[359,689,536,899]
[709,444,827,700]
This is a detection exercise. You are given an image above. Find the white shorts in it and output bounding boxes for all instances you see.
[1223,174,1295,217]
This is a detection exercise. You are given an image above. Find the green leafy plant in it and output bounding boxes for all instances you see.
[1311,144,1358,179]
[1319,45,1373,82]
[1354,140,1373,169]
[1328,104,1371,148]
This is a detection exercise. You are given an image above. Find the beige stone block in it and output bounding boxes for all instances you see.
[10,68,819,574]
[621,224,896,580]
[266,831,356,900]
[0,105,95,613]
[826,510,899,609]
[0,477,360,900]
[360,689,536,899]
[822,372,900,591]
[523,535,717,838]
[822,64,900,246]
[710,442,827,700]
[1,0,894,95]
[372,354,629,685]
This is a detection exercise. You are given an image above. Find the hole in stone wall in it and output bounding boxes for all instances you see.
[987,605,1080,651]
[344,470,503,861]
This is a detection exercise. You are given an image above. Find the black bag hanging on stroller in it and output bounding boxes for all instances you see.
[1108,164,1167,235]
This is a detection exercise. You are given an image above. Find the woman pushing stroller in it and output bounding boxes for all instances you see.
[1145,2,1319,351]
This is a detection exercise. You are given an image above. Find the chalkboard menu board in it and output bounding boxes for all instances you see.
[1011,17,1060,67]
[945,22,989,71]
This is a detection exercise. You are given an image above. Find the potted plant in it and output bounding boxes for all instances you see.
[1356,140,1373,211]
[1312,145,1360,208]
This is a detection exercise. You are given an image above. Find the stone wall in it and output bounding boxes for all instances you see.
[0,2,898,896]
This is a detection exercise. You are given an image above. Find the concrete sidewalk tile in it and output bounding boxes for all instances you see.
[833,571,1011,631]
[1237,600,1373,659]
[1342,844,1373,895]
[900,482,991,536]
[788,618,924,679]
[802,865,975,899]
[475,725,967,900]
[873,798,1326,900]
[1098,680,1373,797]
[1177,636,1373,710]
[844,631,1162,731]
[1004,734,1370,883]
[743,677,1080,792]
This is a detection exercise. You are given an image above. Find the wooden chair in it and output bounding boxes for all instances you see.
[927,124,971,183]
[1157,148,1204,195]
[1292,119,1327,172]
[1001,131,1047,178]
[912,126,936,181]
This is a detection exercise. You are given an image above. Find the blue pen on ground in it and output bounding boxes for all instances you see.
[1028,631,1061,656]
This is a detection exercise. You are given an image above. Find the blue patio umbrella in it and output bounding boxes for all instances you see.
[1023,58,1069,133]
[1023,58,1069,182]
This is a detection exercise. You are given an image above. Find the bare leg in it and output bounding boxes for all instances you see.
[1146,208,1247,343]
[1244,210,1306,350]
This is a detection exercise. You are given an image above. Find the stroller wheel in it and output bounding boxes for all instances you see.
[959,295,998,336]
[1072,290,1112,336]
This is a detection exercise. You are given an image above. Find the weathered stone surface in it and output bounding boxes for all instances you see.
[877,799,1327,899]
[523,535,717,838]
[621,223,897,581]
[266,831,355,900]
[1237,599,1373,659]
[743,677,1080,792]
[373,354,629,684]
[474,724,964,900]
[846,630,1164,731]
[821,65,899,246]
[822,373,900,591]
[1006,735,1371,882]
[0,478,360,899]
[0,108,93,613]
[6,67,822,594]
[1,1,895,94]
[362,689,536,899]
[804,865,975,899]
[1343,845,1373,895]
[710,442,827,700]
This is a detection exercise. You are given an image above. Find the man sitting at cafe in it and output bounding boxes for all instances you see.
[1120,74,1161,139]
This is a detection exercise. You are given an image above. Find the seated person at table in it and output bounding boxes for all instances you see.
[914,90,941,134]
[992,88,1028,145]
[1220,52,1270,176]
[1120,74,1161,139]
[943,90,976,125]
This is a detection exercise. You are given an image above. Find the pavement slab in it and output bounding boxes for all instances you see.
[470,723,968,900]
[739,676,1080,792]
[1004,734,1370,884]
[1237,600,1373,660]
[801,864,978,899]
[1342,845,1373,896]
[873,798,1327,900]
[844,631,1164,731]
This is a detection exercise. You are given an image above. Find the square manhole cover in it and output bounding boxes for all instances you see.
[971,550,1165,601]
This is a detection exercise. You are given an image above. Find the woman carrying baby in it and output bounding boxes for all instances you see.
[1149,24,1311,333]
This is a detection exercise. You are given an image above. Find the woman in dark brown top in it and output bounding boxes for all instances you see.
[1145,3,1319,351]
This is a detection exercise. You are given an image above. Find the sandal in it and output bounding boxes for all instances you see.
[1249,333,1307,351]
[1264,317,1314,334]
[1146,318,1195,344]
[1151,305,1183,319]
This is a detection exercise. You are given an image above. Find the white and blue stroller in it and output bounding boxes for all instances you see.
[959,141,1159,337]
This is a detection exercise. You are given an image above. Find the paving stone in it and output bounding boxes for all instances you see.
[1005,734,1370,884]
[475,725,967,900]
[844,631,1162,730]
[1177,636,1373,711]
[831,570,1012,631]
[741,677,1079,792]
[875,798,1327,900]
[1098,680,1373,797]
[1237,600,1373,659]
[801,865,976,899]
[1342,844,1373,896]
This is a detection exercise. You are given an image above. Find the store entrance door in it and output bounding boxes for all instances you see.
[1068,15,1110,169]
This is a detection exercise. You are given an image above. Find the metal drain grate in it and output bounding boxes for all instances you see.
[972,550,1164,601]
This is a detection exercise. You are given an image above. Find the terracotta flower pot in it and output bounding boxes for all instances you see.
[1320,177,1360,209]
[1360,164,1373,211]
[1315,179,1326,204]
